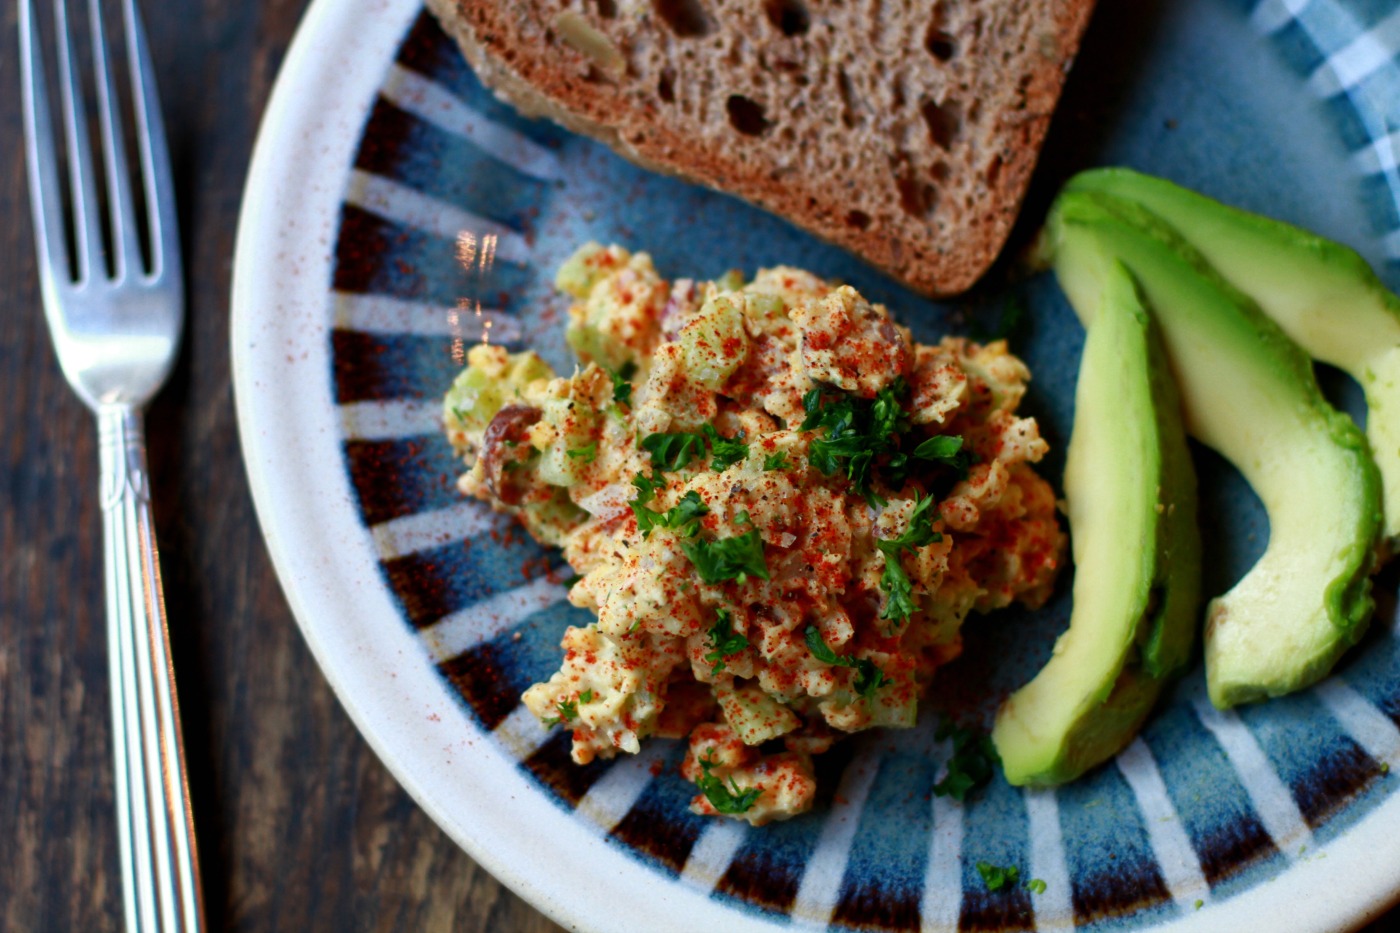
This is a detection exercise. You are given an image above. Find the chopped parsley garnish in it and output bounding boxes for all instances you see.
[799,381,973,500]
[976,862,1020,892]
[631,471,662,503]
[800,380,911,503]
[704,607,749,674]
[763,451,790,471]
[913,434,971,478]
[702,424,749,470]
[641,430,706,471]
[631,483,710,538]
[1027,879,1047,895]
[608,361,637,407]
[933,719,999,801]
[682,529,769,584]
[804,626,891,699]
[545,690,592,727]
[566,442,598,463]
[875,493,943,624]
[641,424,750,472]
[695,756,761,814]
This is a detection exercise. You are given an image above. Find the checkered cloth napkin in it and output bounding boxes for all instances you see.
[1252,0,1400,267]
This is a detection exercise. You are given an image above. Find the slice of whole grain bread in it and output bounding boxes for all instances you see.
[424,0,1096,297]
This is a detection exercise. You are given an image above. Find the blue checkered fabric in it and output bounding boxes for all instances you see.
[1251,0,1400,265]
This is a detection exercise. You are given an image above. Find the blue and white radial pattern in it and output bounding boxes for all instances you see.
[324,3,1400,929]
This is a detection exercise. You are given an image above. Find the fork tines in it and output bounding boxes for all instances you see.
[21,0,179,291]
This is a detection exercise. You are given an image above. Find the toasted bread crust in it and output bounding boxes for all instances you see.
[425,0,1096,296]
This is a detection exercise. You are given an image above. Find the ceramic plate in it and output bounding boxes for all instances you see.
[232,0,1400,929]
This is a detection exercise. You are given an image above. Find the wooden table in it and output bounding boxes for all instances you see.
[0,2,1397,931]
[0,1,563,929]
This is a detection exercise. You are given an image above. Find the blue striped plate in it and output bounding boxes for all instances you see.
[232,0,1400,929]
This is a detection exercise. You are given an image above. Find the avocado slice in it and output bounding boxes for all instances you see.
[993,262,1201,786]
[1066,167,1400,544]
[1046,190,1380,708]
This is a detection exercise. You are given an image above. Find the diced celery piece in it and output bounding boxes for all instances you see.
[745,292,786,322]
[555,242,627,300]
[443,346,554,437]
[713,269,745,292]
[679,295,749,391]
[519,488,588,547]
[536,396,601,486]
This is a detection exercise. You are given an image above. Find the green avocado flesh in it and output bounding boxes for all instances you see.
[992,262,1201,786]
[1047,190,1380,709]
[1067,168,1400,543]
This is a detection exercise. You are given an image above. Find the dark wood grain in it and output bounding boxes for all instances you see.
[0,2,563,930]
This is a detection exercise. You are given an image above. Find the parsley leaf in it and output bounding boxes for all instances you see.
[695,756,761,814]
[704,607,749,674]
[578,689,594,705]
[642,423,751,473]
[641,430,706,471]
[1027,879,1047,895]
[608,361,637,407]
[913,434,971,478]
[875,494,943,624]
[763,451,790,471]
[682,529,769,584]
[800,380,911,504]
[632,487,710,538]
[566,442,598,463]
[631,471,661,504]
[933,719,999,801]
[664,491,710,536]
[703,424,749,471]
[976,862,1020,892]
[803,626,891,700]
[556,697,580,722]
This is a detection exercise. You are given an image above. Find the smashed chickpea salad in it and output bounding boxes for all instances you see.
[443,243,1065,825]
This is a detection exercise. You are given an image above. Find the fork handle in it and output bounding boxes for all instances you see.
[99,406,205,933]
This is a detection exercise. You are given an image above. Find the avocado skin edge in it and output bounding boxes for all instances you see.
[1047,189,1380,710]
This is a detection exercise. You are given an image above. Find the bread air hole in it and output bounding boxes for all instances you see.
[921,98,960,150]
[845,210,872,230]
[896,172,938,218]
[658,68,677,102]
[726,95,771,135]
[763,0,811,36]
[926,28,956,61]
[925,5,956,63]
[652,0,715,38]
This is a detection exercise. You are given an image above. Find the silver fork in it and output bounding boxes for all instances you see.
[20,0,204,929]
